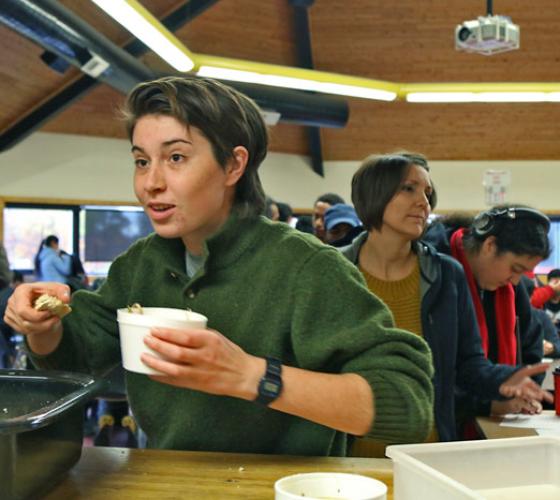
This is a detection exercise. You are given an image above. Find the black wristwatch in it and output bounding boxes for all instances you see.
[255,357,283,405]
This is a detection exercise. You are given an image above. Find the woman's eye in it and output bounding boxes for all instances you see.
[134,158,148,168]
[170,153,184,163]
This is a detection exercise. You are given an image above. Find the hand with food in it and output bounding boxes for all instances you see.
[34,293,72,318]
[4,282,71,355]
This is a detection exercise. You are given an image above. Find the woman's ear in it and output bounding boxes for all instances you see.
[225,146,249,187]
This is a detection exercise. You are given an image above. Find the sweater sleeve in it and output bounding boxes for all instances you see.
[289,247,434,444]
[531,285,555,309]
[27,242,142,376]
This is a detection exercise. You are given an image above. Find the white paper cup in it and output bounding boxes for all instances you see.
[274,472,387,500]
[117,307,208,375]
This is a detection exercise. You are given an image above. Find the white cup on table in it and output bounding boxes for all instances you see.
[274,472,387,500]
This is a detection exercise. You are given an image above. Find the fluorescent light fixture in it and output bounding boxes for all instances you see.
[89,1,560,105]
[198,66,397,101]
[90,0,195,72]
[403,83,560,103]
[196,55,398,101]
[406,92,559,103]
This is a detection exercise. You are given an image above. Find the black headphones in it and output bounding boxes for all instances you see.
[472,207,550,238]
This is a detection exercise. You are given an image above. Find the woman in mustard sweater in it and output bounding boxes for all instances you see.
[341,152,551,455]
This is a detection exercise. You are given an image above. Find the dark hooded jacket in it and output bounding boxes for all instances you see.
[423,221,544,420]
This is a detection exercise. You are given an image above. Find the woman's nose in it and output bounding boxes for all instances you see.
[145,163,166,191]
[417,192,430,208]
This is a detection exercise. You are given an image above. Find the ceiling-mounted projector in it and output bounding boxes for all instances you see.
[455,15,520,55]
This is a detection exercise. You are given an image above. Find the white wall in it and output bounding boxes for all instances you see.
[1,132,558,212]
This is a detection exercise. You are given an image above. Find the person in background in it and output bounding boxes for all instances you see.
[276,202,294,225]
[530,268,560,312]
[5,75,435,456]
[34,235,72,283]
[324,203,363,247]
[312,193,345,242]
[521,270,544,297]
[532,308,560,358]
[528,269,560,358]
[295,214,314,235]
[424,204,550,435]
[264,196,280,221]
[340,153,550,456]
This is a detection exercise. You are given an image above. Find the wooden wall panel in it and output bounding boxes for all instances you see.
[1,0,560,162]
[322,99,560,161]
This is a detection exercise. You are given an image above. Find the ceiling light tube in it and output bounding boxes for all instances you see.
[196,55,398,101]
[403,83,560,103]
[90,0,195,72]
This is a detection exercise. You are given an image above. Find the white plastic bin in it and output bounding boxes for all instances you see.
[386,436,560,499]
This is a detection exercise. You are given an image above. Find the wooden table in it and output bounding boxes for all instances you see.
[45,447,393,499]
[476,410,559,439]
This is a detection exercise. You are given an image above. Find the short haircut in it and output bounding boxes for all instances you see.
[123,75,268,217]
[314,193,345,206]
[351,152,437,231]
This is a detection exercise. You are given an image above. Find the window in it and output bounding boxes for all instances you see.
[3,204,76,271]
[81,206,153,275]
[534,216,560,275]
[3,203,153,276]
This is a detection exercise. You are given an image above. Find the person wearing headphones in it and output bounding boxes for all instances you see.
[424,204,551,435]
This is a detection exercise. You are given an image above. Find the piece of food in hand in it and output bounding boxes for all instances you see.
[127,303,144,314]
[34,294,72,318]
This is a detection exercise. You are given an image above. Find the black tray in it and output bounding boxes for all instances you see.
[0,369,105,500]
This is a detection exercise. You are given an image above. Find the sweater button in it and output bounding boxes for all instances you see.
[170,272,177,279]
[187,289,196,299]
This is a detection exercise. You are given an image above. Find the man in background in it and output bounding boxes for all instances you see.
[312,193,345,242]
[324,203,363,247]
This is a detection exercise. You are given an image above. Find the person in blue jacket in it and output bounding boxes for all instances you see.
[34,235,72,283]
[341,152,550,454]
[424,204,550,431]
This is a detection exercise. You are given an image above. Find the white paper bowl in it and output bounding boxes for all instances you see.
[117,307,208,375]
[274,472,387,500]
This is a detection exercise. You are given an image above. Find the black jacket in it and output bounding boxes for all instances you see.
[424,222,545,419]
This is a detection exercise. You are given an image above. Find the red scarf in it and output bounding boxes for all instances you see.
[450,228,517,365]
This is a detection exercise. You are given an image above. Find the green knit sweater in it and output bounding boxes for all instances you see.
[31,215,434,456]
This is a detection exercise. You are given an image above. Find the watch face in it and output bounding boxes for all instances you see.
[262,380,280,395]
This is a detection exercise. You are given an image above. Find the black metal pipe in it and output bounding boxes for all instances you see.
[0,0,155,93]
[289,0,325,176]
[0,0,220,152]
[0,0,348,153]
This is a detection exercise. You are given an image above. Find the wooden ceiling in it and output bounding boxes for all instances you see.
[1,0,560,162]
